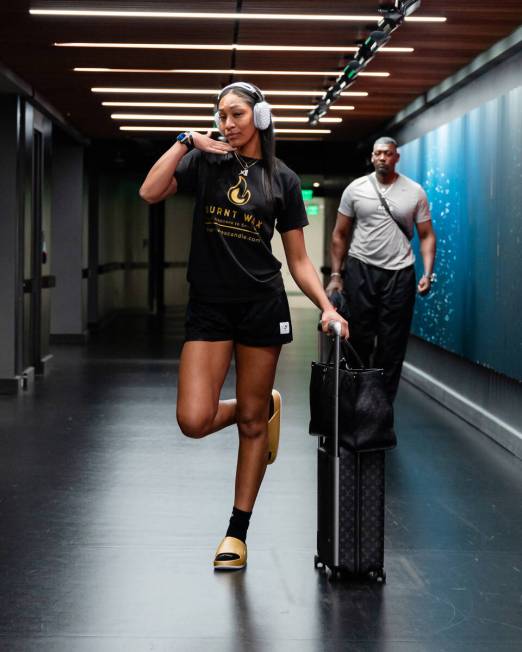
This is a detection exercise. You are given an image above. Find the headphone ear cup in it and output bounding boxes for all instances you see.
[214,111,224,134]
[253,101,272,130]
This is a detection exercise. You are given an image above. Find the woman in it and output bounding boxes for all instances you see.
[139,81,348,571]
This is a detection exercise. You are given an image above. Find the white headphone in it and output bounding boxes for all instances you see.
[214,82,272,133]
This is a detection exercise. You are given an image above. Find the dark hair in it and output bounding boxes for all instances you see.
[217,84,277,200]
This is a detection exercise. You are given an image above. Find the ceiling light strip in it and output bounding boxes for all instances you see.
[77,67,389,77]
[92,87,368,97]
[110,113,342,123]
[31,9,446,22]
[103,101,215,108]
[55,41,414,53]
[101,101,356,110]
[119,126,332,134]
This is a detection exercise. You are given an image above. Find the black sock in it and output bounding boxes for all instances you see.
[226,506,252,543]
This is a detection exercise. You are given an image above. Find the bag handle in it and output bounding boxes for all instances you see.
[326,338,365,369]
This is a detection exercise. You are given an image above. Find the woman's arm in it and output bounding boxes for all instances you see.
[139,141,187,204]
[282,228,349,338]
[139,130,235,204]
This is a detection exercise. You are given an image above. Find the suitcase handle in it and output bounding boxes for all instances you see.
[317,320,342,336]
[327,320,342,337]
[326,321,341,457]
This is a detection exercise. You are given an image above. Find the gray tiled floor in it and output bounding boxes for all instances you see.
[0,307,521,651]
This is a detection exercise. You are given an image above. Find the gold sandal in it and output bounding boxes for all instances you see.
[267,389,281,465]
[213,536,247,571]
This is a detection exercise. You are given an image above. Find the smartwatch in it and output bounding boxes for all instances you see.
[176,131,194,151]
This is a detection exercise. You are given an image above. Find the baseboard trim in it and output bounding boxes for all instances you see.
[0,366,35,394]
[402,361,522,461]
[0,377,20,395]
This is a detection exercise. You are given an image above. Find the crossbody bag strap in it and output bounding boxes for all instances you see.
[367,174,411,241]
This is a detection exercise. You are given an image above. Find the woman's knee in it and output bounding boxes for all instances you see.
[237,412,267,440]
[176,408,214,439]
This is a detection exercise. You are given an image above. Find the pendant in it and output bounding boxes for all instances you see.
[240,169,248,176]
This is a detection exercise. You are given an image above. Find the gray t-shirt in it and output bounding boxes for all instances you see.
[338,172,431,270]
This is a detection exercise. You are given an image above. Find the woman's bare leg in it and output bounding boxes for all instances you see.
[233,342,282,512]
[176,340,236,438]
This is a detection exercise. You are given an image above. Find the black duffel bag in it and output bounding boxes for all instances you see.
[309,339,397,452]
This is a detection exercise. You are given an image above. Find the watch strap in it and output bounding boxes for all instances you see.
[176,131,194,151]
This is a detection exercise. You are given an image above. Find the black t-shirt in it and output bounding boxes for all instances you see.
[174,149,308,302]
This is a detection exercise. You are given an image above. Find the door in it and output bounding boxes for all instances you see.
[22,109,54,374]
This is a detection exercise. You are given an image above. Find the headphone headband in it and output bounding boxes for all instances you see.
[215,82,272,132]
[217,82,264,103]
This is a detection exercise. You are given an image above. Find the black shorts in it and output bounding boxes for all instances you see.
[184,293,293,347]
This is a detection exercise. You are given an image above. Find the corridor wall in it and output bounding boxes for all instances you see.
[393,38,522,458]
[399,84,522,382]
[97,172,149,321]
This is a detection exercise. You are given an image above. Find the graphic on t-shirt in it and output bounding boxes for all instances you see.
[227,175,251,206]
[205,204,262,243]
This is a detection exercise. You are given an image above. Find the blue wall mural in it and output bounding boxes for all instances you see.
[398,85,522,382]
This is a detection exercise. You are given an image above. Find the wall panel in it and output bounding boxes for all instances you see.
[399,85,522,381]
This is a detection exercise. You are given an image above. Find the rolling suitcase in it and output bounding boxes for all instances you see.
[313,321,386,582]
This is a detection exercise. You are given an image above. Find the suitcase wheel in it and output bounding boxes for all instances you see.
[368,569,386,584]
[328,568,341,582]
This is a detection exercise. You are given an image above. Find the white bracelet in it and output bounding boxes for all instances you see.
[330,272,342,278]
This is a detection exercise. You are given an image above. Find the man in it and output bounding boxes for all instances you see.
[326,137,436,402]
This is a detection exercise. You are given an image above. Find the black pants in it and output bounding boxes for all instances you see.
[343,256,416,402]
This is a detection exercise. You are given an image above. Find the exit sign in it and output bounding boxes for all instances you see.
[301,189,314,200]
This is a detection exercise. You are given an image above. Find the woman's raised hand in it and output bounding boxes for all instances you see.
[192,130,235,155]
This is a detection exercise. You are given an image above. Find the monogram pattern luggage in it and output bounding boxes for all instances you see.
[314,322,386,582]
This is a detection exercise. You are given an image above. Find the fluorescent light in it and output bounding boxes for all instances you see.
[57,42,237,51]
[33,9,379,20]
[93,87,241,95]
[55,41,414,53]
[313,182,321,188]
[121,126,220,132]
[274,104,354,110]
[110,113,342,123]
[92,87,368,97]
[31,9,446,22]
[112,114,215,121]
[103,101,215,108]
[119,126,332,134]
[77,67,389,77]
[102,101,355,111]
[405,17,446,22]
